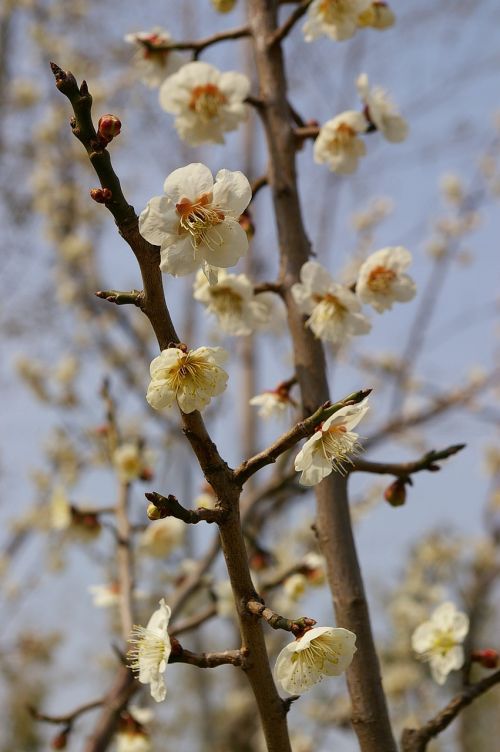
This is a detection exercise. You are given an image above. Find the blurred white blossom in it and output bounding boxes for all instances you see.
[411,602,469,685]
[357,73,408,143]
[303,0,370,42]
[124,28,182,87]
[140,517,186,558]
[356,247,416,312]
[314,111,368,174]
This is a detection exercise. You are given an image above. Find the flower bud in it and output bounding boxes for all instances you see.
[147,502,165,521]
[471,648,499,669]
[384,478,407,507]
[51,729,69,750]
[211,0,236,12]
[90,187,112,203]
[97,114,121,143]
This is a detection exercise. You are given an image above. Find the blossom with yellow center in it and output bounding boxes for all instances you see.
[139,517,186,558]
[358,1,395,29]
[294,397,370,486]
[292,261,371,344]
[314,111,368,174]
[128,599,172,702]
[275,626,357,694]
[357,73,408,143]
[146,345,228,414]
[124,28,183,88]
[193,269,275,335]
[159,61,250,146]
[303,0,371,42]
[113,443,152,483]
[356,247,416,312]
[411,602,469,685]
[139,163,251,284]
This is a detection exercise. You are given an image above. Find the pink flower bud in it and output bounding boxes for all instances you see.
[51,730,69,750]
[471,648,499,669]
[90,188,112,203]
[97,114,121,143]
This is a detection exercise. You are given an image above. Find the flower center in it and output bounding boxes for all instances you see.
[176,193,225,251]
[320,424,359,474]
[367,265,396,293]
[128,625,167,674]
[318,0,350,24]
[141,34,170,64]
[432,632,457,655]
[327,122,356,154]
[159,352,219,397]
[189,83,227,121]
[209,286,244,316]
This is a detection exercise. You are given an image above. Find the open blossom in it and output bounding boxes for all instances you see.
[358,1,395,29]
[275,627,357,694]
[314,111,368,174]
[249,389,296,420]
[193,269,274,335]
[128,599,172,702]
[124,28,182,88]
[139,517,185,558]
[357,74,408,143]
[303,0,370,42]
[139,163,251,284]
[146,346,228,414]
[159,61,250,146]
[113,443,153,483]
[292,261,371,345]
[295,397,370,486]
[411,602,469,685]
[356,247,416,312]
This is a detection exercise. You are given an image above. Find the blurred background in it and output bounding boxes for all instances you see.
[0,1,499,750]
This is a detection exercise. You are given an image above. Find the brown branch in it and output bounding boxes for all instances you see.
[269,0,313,46]
[145,491,222,524]
[351,444,466,477]
[247,600,316,634]
[30,698,104,726]
[170,604,218,638]
[294,125,320,141]
[170,647,245,669]
[251,173,269,198]
[95,289,144,307]
[401,670,500,752]
[146,25,251,55]
[247,5,397,751]
[234,389,371,485]
[52,63,293,752]
[254,280,284,296]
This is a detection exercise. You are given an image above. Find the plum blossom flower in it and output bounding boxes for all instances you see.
[146,345,228,414]
[128,599,172,702]
[139,163,251,284]
[294,397,370,486]
[139,517,186,558]
[193,269,274,335]
[159,62,250,146]
[275,626,357,694]
[116,705,153,750]
[292,261,371,344]
[249,389,297,420]
[303,0,370,42]
[113,443,153,483]
[357,1,395,29]
[314,111,368,174]
[411,602,469,685]
[88,583,146,609]
[356,74,408,143]
[356,247,416,313]
[124,28,183,88]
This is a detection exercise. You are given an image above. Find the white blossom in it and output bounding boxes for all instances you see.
[283,573,308,601]
[139,517,186,558]
[124,28,183,88]
[314,111,368,174]
[275,626,357,694]
[159,61,250,146]
[358,2,395,30]
[88,583,146,609]
[146,346,228,414]
[411,602,469,685]
[193,269,274,335]
[294,397,370,486]
[128,599,172,702]
[303,0,370,42]
[116,731,151,752]
[292,261,371,344]
[356,73,408,143]
[356,247,416,312]
[113,443,152,483]
[139,163,251,284]
[249,389,296,420]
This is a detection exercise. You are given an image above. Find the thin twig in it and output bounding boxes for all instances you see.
[351,444,466,477]
[269,0,313,46]
[171,647,246,669]
[247,600,316,634]
[401,670,500,752]
[149,26,251,55]
[29,698,104,726]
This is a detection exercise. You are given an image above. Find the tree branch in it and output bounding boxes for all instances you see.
[247,600,316,634]
[144,26,251,56]
[269,0,313,46]
[145,491,222,524]
[170,647,246,669]
[95,289,144,307]
[29,698,104,726]
[401,670,500,752]
[351,443,466,477]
